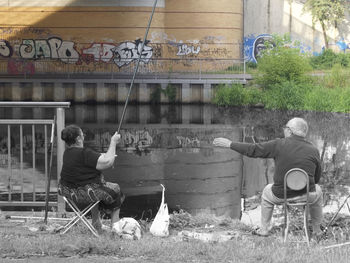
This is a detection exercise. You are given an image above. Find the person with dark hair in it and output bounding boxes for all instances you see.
[59,124,124,232]
[213,117,323,238]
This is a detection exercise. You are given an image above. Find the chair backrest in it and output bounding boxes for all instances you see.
[284,168,309,191]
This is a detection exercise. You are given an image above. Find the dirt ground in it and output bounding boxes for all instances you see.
[1,256,151,263]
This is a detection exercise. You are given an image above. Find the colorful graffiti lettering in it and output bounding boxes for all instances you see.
[336,39,350,52]
[19,37,80,63]
[176,44,200,56]
[244,34,273,63]
[0,40,12,57]
[245,34,316,61]
[113,39,153,68]
[81,43,115,63]
[81,39,153,67]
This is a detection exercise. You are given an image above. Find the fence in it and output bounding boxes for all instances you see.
[0,102,70,212]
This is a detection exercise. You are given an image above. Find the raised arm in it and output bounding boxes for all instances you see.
[96,131,121,170]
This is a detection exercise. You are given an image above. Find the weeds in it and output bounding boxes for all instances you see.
[310,49,350,69]
[150,84,178,104]
[213,66,350,113]
[2,209,350,262]
[214,34,350,113]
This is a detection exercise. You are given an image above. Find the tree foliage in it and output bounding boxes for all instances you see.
[303,0,347,49]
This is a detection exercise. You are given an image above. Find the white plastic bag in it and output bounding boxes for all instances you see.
[150,184,169,237]
[112,217,142,240]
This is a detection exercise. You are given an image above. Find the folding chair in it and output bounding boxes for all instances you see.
[58,187,100,237]
[283,168,310,246]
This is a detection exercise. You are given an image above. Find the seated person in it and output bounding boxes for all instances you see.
[213,117,323,238]
[58,124,124,232]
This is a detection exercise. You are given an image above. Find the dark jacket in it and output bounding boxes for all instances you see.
[230,135,321,198]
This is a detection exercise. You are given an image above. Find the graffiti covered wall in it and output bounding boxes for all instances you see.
[0,0,243,74]
[244,0,350,63]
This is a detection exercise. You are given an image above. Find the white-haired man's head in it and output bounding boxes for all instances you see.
[284,117,308,138]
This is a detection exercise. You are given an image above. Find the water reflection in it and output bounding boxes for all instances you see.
[1,105,349,217]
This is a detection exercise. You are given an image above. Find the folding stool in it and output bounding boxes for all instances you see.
[283,168,310,246]
[58,187,100,237]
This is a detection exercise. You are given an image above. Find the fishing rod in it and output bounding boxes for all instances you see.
[321,192,350,237]
[44,116,56,224]
[117,0,158,133]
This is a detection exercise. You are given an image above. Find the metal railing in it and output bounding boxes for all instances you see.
[0,102,70,212]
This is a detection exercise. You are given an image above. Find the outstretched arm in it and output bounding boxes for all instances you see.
[213,137,278,158]
[96,131,121,170]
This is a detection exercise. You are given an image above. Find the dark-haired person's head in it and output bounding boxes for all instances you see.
[61,125,83,146]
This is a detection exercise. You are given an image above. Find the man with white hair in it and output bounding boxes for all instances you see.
[213,117,323,238]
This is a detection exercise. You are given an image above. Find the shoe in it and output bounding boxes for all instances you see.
[252,228,269,237]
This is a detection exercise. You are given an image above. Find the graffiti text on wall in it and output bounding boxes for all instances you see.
[5,37,154,68]
[113,39,153,67]
[0,40,13,58]
[81,39,153,67]
[19,37,80,63]
[92,129,153,153]
[244,34,336,61]
[176,136,200,148]
[177,44,201,56]
[336,39,350,52]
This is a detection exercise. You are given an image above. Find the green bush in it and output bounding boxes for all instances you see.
[263,81,307,110]
[213,84,263,106]
[213,84,246,106]
[310,49,337,69]
[323,64,349,89]
[335,53,350,68]
[336,87,350,113]
[255,35,312,88]
[303,85,338,112]
[244,86,263,105]
[309,49,350,69]
[246,61,257,69]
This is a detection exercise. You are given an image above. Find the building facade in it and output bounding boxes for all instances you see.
[0,0,243,75]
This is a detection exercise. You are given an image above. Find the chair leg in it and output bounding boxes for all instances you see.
[283,203,290,243]
[284,211,290,243]
[304,206,310,246]
[61,197,100,237]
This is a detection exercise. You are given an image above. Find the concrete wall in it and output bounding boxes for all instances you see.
[0,0,244,75]
[244,0,350,62]
[0,77,248,104]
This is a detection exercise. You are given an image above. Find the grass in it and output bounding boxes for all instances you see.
[1,210,350,263]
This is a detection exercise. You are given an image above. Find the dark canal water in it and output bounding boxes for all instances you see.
[0,105,349,219]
